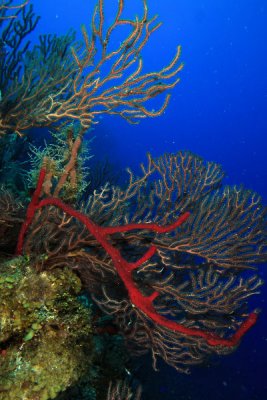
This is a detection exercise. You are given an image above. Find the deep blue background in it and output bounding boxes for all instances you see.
[31,1,267,399]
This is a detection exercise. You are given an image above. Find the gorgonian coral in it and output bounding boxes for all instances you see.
[16,150,266,374]
[0,0,182,136]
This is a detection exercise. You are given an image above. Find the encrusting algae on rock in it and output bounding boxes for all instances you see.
[0,256,94,400]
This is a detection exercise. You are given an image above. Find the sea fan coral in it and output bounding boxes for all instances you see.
[16,150,266,373]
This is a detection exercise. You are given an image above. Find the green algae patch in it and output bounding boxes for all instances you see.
[0,257,93,400]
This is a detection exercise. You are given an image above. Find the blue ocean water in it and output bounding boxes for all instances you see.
[3,1,267,399]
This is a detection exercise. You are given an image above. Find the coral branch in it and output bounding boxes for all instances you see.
[1,0,183,135]
[16,167,46,255]
[107,380,142,400]
[101,211,190,235]
[0,1,29,20]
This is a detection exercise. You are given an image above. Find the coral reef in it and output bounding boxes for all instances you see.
[0,256,94,400]
[0,1,266,399]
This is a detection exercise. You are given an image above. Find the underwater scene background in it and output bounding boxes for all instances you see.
[0,1,266,399]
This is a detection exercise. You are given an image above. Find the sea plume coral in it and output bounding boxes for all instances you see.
[0,0,183,136]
